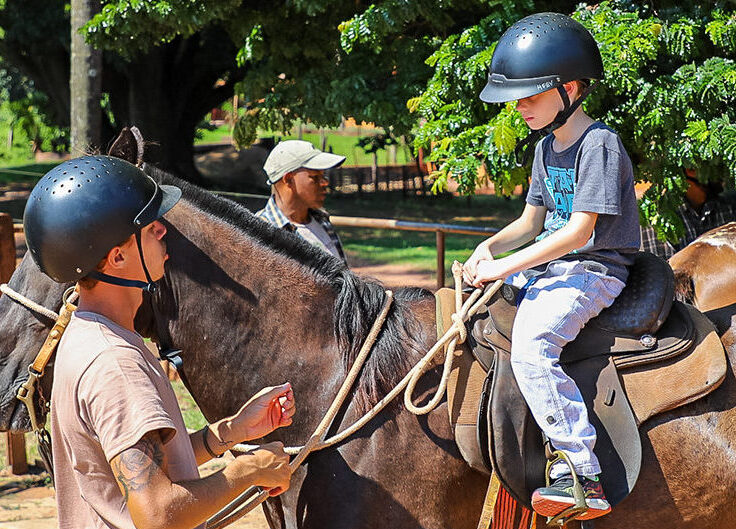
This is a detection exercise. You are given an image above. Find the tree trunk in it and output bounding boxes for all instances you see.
[70,0,101,154]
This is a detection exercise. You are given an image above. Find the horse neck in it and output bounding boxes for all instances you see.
[158,200,346,429]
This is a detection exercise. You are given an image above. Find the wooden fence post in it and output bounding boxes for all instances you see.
[436,230,445,290]
[0,213,28,475]
[401,165,407,199]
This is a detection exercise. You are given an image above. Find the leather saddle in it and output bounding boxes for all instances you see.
[439,252,726,509]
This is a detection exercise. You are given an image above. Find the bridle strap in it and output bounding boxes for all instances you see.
[15,286,78,425]
[13,285,79,481]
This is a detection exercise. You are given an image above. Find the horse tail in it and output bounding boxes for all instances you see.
[673,268,696,305]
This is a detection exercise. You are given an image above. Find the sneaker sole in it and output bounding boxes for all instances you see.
[531,492,611,519]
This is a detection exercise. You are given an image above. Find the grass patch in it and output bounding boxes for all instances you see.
[272,132,413,166]
[195,125,233,145]
[171,379,207,431]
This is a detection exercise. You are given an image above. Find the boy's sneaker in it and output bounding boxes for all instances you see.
[531,474,611,520]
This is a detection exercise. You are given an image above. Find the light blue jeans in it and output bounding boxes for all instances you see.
[507,260,626,478]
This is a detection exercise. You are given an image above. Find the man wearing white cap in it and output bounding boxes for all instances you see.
[257,139,348,262]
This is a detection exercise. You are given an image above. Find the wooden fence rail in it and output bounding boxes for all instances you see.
[330,216,498,289]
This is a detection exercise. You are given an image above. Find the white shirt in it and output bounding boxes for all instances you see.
[293,216,342,258]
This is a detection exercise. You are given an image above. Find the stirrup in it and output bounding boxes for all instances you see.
[544,449,589,525]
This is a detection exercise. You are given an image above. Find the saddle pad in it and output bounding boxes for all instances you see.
[436,288,489,474]
[619,302,726,425]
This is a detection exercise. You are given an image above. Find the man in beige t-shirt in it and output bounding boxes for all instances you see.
[24,156,295,528]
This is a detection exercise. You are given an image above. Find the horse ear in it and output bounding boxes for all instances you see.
[107,126,145,166]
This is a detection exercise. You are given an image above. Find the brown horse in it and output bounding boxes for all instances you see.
[670,223,736,314]
[669,223,736,407]
[3,138,736,528]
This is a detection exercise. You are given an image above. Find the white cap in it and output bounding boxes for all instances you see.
[264,140,346,185]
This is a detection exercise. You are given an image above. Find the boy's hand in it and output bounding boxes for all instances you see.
[463,242,494,285]
[229,383,295,442]
[471,258,512,287]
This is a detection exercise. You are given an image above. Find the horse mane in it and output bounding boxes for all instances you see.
[144,164,433,412]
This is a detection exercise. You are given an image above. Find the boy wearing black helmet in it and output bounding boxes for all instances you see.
[23,156,295,529]
[462,13,640,520]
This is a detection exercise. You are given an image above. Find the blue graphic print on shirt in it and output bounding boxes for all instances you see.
[539,166,576,237]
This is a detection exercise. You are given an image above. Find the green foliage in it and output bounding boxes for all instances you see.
[413,0,736,242]
[0,61,69,163]
[84,0,242,55]
[356,133,398,155]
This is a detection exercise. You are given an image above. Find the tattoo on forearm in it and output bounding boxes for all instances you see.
[111,433,165,502]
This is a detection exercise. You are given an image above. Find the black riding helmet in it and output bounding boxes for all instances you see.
[23,155,181,290]
[479,13,604,165]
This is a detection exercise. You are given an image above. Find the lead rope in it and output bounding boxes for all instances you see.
[1,283,63,321]
[213,265,503,528]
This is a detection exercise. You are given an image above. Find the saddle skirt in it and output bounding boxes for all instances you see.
[439,252,726,509]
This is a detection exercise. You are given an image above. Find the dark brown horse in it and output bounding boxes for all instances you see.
[3,139,736,528]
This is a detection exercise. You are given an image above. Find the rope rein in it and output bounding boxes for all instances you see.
[213,265,503,528]
[233,264,500,456]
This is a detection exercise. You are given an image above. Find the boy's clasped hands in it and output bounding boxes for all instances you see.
[461,242,513,288]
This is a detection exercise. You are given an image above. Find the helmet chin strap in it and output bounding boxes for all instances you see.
[87,232,159,293]
[514,80,600,167]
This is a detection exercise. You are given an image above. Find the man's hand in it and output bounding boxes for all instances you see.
[462,241,494,285]
[238,441,292,496]
[229,383,295,442]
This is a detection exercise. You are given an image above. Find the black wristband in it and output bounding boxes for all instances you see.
[202,426,223,459]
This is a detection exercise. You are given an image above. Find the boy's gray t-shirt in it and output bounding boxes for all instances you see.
[526,122,640,281]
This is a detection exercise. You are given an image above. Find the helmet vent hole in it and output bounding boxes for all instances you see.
[53,179,57,182]
[87,179,91,182]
